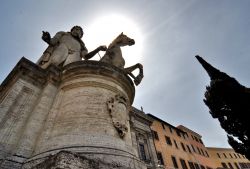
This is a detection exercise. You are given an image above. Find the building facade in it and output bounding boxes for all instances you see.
[130,107,160,169]
[144,113,250,169]
[207,147,250,169]
[148,114,216,169]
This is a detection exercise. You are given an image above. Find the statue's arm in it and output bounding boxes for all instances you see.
[42,31,64,46]
[83,45,107,60]
[50,31,64,45]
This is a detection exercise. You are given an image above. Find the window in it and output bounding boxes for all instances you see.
[162,123,165,129]
[171,156,178,168]
[234,162,240,169]
[199,139,203,144]
[217,153,221,158]
[229,153,233,158]
[237,154,241,158]
[180,159,188,169]
[221,162,228,168]
[223,153,227,158]
[234,153,237,158]
[205,151,209,157]
[187,145,192,153]
[197,147,201,154]
[191,145,196,153]
[200,149,205,156]
[191,135,195,140]
[152,130,159,140]
[200,165,205,169]
[139,143,147,161]
[176,130,181,137]
[194,163,200,169]
[169,126,173,133]
[174,140,179,149]
[188,162,195,169]
[181,142,186,151]
[157,152,164,165]
[165,136,172,146]
[228,163,233,169]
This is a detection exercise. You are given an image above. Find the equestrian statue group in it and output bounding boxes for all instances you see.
[37,25,143,86]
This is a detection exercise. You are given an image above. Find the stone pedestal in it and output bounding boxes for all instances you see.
[0,58,146,169]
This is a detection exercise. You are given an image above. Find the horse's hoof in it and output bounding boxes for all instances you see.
[134,75,144,86]
[137,63,143,69]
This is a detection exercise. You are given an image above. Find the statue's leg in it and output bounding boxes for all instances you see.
[124,64,139,73]
[124,64,144,86]
[50,44,68,66]
[63,53,81,66]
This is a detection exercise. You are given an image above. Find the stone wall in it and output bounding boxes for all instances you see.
[0,58,60,168]
[0,58,147,169]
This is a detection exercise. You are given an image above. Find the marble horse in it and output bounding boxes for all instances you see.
[100,32,144,85]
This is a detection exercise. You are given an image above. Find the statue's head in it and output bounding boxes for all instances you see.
[71,26,83,38]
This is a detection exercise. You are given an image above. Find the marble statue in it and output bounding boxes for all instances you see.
[37,26,107,68]
[99,32,144,85]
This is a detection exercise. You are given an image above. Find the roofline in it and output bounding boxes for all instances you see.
[147,113,186,134]
[177,125,202,138]
[131,107,154,124]
[206,147,234,150]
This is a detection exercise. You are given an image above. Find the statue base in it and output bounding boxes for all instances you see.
[0,58,146,169]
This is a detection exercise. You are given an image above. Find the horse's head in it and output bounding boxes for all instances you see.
[110,32,135,48]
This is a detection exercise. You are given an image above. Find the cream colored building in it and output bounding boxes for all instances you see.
[207,147,250,169]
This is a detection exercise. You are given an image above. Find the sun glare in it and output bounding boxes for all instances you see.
[84,14,143,67]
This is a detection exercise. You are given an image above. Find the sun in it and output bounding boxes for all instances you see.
[84,14,143,67]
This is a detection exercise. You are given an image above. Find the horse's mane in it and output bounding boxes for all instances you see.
[108,34,122,49]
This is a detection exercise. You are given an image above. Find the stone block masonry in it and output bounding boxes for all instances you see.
[0,58,146,169]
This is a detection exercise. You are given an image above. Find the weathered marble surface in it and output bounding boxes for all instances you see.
[0,58,60,169]
[37,26,107,69]
[0,58,146,169]
[26,150,144,169]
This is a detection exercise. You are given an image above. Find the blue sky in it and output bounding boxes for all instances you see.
[1,0,250,148]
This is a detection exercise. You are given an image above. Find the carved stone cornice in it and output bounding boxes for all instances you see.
[130,107,153,125]
[0,57,61,101]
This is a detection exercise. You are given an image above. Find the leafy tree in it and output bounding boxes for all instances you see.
[196,55,250,160]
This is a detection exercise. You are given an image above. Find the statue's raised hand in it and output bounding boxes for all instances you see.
[42,31,51,44]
